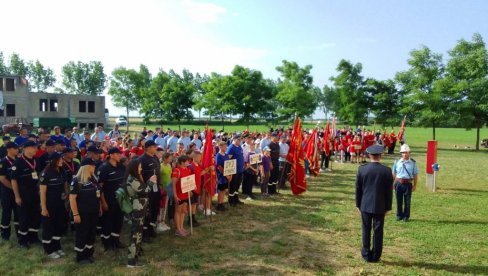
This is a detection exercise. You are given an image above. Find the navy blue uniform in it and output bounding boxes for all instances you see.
[0,156,19,240]
[97,161,125,249]
[268,141,280,194]
[36,152,50,173]
[355,162,393,262]
[40,169,67,254]
[226,143,244,205]
[11,155,41,245]
[70,177,100,262]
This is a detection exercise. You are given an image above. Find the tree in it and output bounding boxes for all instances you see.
[27,60,56,91]
[330,60,370,126]
[364,79,403,127]
[257,79,279,125]
[0,52,8,75]
[445,33,488,150]
[199,73,235,128]
[108,65,150,131]
[395,46,449,140]
[228,65,273,127]
[193,73,210,119]
[275,60,317,120]
[142,69,194,130]
[9,53,30,76]
[61,61,107,95]
[313,85,336,120]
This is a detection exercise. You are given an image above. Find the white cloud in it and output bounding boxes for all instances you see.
[182,0,227,23]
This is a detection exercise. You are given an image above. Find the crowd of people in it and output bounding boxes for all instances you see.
[0,123,403,268]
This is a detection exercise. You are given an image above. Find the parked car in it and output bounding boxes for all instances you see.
[115,116,128,126]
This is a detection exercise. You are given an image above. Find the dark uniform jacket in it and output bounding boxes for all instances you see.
[355,162,393,214]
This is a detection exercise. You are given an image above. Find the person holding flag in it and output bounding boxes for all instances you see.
[201,127,216,216]
[286,118,307,195]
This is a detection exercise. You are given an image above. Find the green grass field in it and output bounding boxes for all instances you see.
[0,126,487,275]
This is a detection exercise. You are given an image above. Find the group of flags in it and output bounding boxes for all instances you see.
[201,116,406,197]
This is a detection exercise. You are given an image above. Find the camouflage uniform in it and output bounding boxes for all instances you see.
[126,175,154,262]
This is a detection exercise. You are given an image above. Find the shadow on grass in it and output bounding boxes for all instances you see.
[383,260,488,275]
[444,188,488,194]
[437,148,488,153]
[412,218,488,226]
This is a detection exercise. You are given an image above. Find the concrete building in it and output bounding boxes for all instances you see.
[0,75,106,130]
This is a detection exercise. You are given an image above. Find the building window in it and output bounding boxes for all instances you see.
[88,101,95,113]
[0,108,3,117]
[88,123,95,130]
[5,78,15,92]
[50,99,58,112]
[6,104,15,117]
[40,99,48,112]
[0,78,3,91]
[79,101,86,112]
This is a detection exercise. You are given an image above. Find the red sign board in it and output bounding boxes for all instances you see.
[426,140,437,174]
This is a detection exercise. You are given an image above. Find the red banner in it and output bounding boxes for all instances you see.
[286,117,307,195]
[202,126,216,195]
[324,121,331,156]
[305,128,320,177]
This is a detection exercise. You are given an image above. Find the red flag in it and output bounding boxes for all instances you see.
[305,128,320,176]
[323,121,331,156]
[383,129,390,147]
[202,126,216,195]
[398,116,406,142]
[286,117,307,195]
[331,116,336,139]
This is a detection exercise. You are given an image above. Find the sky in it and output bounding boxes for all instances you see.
[2,0,488,118]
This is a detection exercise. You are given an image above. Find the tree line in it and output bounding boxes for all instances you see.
[1,33,487,149]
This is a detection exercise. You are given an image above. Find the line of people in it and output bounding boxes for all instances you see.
[0,126,298,268]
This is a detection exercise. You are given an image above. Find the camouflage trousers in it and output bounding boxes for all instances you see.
[128,197,148,261]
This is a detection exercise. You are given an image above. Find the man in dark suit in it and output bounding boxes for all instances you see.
[355,144,393,262]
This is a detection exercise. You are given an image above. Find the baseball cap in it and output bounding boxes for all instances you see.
[23,141,37,148]
[6,142,19,149]
[108,147,121,155]
[48,152,63,161]
[145,140,157,148]
[80,158,96,166]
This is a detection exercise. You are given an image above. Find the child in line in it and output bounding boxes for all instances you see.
[260,147,272,196]
[171,155,192,237]
[215,142,231,211]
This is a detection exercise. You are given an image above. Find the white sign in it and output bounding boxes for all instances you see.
[249,154,262,165]
[181,174,196,193]
[223,159,237,176]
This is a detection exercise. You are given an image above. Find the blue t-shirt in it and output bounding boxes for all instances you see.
[226,143,244,173]
[50,134,64,142]
[79,139,95,149]
[215,152,229,185]
[14,135,29,146]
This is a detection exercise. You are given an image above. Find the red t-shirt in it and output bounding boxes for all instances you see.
[351,140,362,153]
[34,149,46,159]
[189,161,202,194]
[171,167,192,200]
[130,147,145,157]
